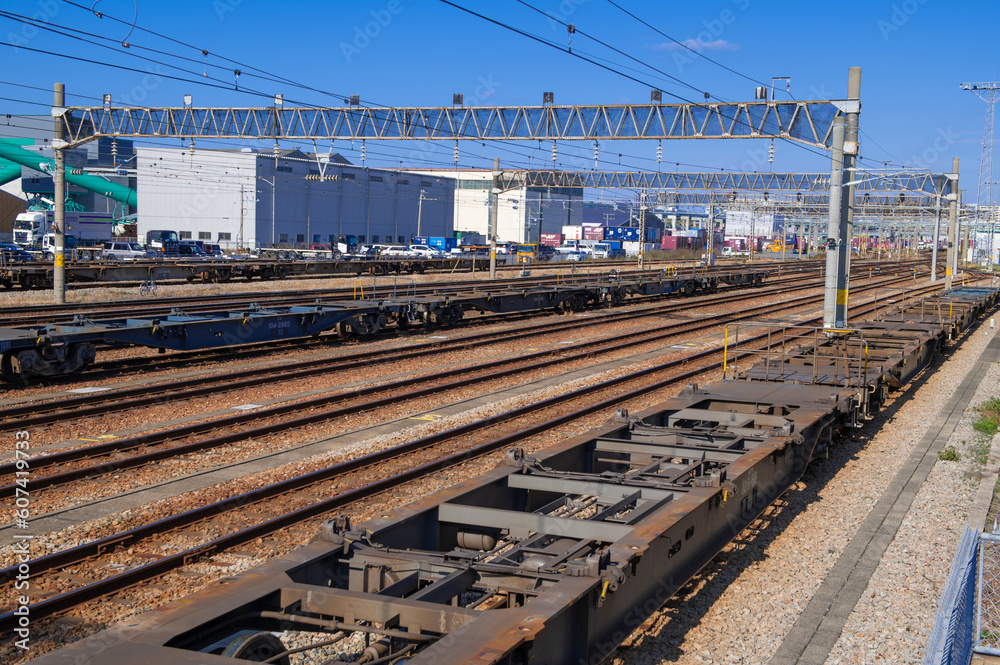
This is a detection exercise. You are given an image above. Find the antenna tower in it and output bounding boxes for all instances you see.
[961,81,999,262]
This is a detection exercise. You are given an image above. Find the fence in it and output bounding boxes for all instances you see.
[925,528,1000,665]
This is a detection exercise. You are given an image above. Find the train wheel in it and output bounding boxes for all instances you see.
[683,281,696,296]
[1,351,26,383]
[220,632,289,665]
[1,279,12,290]
[336,319,354,339]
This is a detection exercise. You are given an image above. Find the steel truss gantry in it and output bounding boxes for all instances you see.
[499,170,952,202]
[56,100,855,150]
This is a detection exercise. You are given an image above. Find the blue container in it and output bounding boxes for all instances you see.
[413,236,430,245]
[427,237,459,251]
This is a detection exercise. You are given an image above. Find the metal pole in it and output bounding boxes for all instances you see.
[638,188,647,269]
[823,117,846,329]
[931,195,941,281]
[841,66,862,321]
[489,158,499,280]
[417,190,424,237]
[946,157,960,289]
[708,205,716,266]
[53,83,66,304]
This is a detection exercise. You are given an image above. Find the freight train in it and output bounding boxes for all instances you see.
[0,268,766,382]
[15,283,999,665]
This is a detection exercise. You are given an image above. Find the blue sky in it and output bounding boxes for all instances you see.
[1,0,998,203]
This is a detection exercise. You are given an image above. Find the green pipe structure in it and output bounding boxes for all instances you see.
[0,160,20,187]
[0,142,137,208]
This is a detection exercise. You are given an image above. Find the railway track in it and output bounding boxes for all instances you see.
[0,265,925,388]
[0,259,918,327]
[0,279,946,633]
[0,273,911,494]
[0,268,846,413]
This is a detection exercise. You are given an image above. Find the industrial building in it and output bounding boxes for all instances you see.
[403,168,583,244]
[137,147,456,249]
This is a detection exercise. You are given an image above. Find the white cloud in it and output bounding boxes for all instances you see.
[653,38,740,52]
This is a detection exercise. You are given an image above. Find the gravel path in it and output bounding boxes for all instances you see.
[609,317,998,665]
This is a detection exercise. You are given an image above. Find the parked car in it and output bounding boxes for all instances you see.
[0,243,34,262]
[551,250,587,262]
[102,241,148,261]
[359,244,390,258]
[409,244,447,258]
[381,245,419,258]
[178,243,208,258]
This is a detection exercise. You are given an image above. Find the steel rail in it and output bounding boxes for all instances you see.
[0,281,951,633]
[0,272,865,489]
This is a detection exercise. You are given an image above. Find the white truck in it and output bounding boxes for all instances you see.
[14,211,115,260]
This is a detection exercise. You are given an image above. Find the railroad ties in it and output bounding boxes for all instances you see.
[0,268,768,382]
[21,283,1000,665]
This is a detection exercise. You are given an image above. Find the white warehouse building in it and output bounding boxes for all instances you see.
[403,169,583,244]
[137,147,455,249]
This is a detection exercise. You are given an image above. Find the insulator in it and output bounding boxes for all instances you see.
[551,140,557,164]
[768,139,775,163]
[593,141,599,169]
[657,141,662,164]
[454,142,459,164]
[360,140,366,165]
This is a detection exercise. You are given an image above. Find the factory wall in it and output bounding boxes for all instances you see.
[138,147,455,249]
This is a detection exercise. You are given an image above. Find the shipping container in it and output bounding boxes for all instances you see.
[427,237,458,251]
[644,227,662,242]
[562,225,583,240]
[623,241,657,257]
[540,233,563,247]
[583,226,605,240]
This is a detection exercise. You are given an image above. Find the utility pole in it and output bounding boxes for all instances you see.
[946,158,960,289]
[823,67,861,330]
[962,82,998,269]
[52,83,66,304]
[490,158,499,280]
[707,205,716,266]
[638,188,647,269]
[416,190,424,237]
[931,195,941,281]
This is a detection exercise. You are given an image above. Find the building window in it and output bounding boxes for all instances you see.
[421,180,433,187]
[279,233,288,243]
[342,172,356,180]
[398,179,409,185]
[398,236,405,244]
[199,231,211,240]
[309,169,319,176]
[358,235,365,243]
[179,231,192,240]
[369,175,383,182]
[296,234,305,243]
[329,235,336,244]
[313,235,321,243]
[276,165,293,173]
[218,232,231,241]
